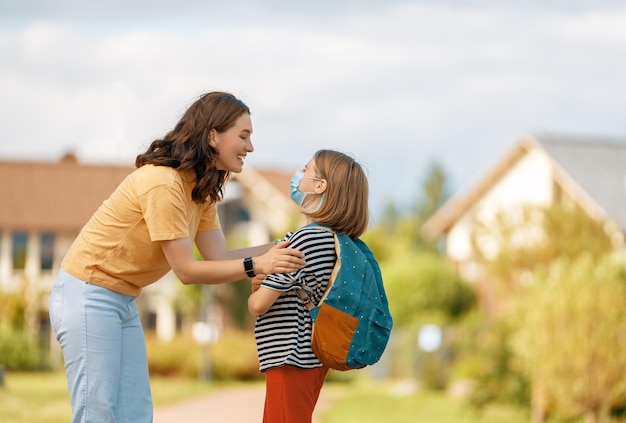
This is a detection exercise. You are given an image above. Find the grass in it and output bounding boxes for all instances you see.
[0,371,214,423]
[0,372,537,423]
[0,372,72,423]
[320,381,531,423]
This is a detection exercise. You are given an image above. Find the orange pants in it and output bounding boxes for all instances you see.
[263,365,329,423]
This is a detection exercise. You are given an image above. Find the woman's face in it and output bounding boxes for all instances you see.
[212,113,253,172]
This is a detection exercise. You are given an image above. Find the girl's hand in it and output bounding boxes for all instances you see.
[251,274,265,292]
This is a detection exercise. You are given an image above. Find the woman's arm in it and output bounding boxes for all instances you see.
[194,230,277,261]
[248,286,282,317]
[161,232,304,286]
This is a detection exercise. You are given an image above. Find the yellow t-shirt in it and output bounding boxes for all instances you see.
[62,164,221,296]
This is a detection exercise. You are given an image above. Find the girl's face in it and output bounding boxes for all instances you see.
[212,113,253,172]
[299,158,327,197]
[298,158,321,192]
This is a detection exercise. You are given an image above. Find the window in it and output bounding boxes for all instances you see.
[40,233,55,270]
[12,232,27,269]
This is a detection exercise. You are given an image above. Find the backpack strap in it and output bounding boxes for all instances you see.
[294,286,315,310]
[292,224,338,310]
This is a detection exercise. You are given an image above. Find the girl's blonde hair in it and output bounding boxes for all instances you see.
[301,149,369,239]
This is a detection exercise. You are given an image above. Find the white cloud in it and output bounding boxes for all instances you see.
[1,1,625,216]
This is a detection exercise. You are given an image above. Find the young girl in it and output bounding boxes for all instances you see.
[248,149,369,423]
[49,91,305,423]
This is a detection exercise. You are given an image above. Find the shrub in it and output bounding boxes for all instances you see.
[449,311,529,408]
[511,253,626,422]
[210,330,262,381]
[0,330,47,370]
[383,251,476,327]
[146,334,201,378]
[146,330,262,381]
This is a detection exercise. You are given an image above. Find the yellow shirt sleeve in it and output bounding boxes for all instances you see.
[139,182,190,241]
[62,165,221,295]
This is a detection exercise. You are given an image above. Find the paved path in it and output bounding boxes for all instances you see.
[154,383,342,423]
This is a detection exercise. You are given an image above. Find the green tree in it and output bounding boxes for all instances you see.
[380,250,476,386]
[382,251,476,327]
[413,161,450,251]
[511,253,626,423]
[466,203,620,417]
[366,161,450,258]
[415,161,449,221]
[471,204,616,293]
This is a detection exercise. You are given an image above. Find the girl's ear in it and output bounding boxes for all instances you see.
[314,178,327,194]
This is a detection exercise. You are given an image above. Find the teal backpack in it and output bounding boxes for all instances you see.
[297,224,393,371]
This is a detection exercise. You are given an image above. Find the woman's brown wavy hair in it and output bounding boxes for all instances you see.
[302,149,369,239]
[135,92,250,204]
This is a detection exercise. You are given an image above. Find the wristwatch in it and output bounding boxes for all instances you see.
[243,256,256,277]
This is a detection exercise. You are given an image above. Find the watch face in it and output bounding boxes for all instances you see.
[244,257,255,276]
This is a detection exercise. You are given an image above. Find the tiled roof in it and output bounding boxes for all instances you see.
[0,156,295,233]
[0,156,134,232]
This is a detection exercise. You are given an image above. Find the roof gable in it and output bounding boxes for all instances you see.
[535,134,626,229]
[421,137,535,240]
[422,134,626,240]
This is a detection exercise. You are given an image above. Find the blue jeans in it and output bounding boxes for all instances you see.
[49,269,153,422]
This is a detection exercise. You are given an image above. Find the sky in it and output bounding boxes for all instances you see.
[1,0,625,223]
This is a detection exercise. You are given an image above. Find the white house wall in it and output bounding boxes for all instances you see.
[0,230,58,292]
[1,169,297,344]
[0,231,11,290]
[447,149,553,264]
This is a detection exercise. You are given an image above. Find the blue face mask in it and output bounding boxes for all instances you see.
[290,170,318,206]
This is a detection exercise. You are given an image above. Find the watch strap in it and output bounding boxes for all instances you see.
[243,256,256,277]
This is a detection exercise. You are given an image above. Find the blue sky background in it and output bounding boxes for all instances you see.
[1,0,625,223]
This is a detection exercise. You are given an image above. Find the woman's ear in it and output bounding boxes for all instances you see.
[209,129,217,147]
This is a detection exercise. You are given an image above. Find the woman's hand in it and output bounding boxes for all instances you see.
[254,240,305,275]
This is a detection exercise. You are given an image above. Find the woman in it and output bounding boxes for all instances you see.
[248,149,369,423]
[49,91,305,423]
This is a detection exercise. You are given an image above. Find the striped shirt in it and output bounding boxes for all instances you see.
[254,226,337,371]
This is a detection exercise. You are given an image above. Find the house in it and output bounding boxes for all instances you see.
[421,133,626,315]
[0,154,300,342]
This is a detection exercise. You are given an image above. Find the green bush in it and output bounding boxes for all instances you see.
[383,252,476,327]
[0,330,47,370]
[146,334,201,378]
[210,330,262,381]
[449,312,529,409]
[146,330,262,381]
[511,253,626,421]
[0,290,27,329]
